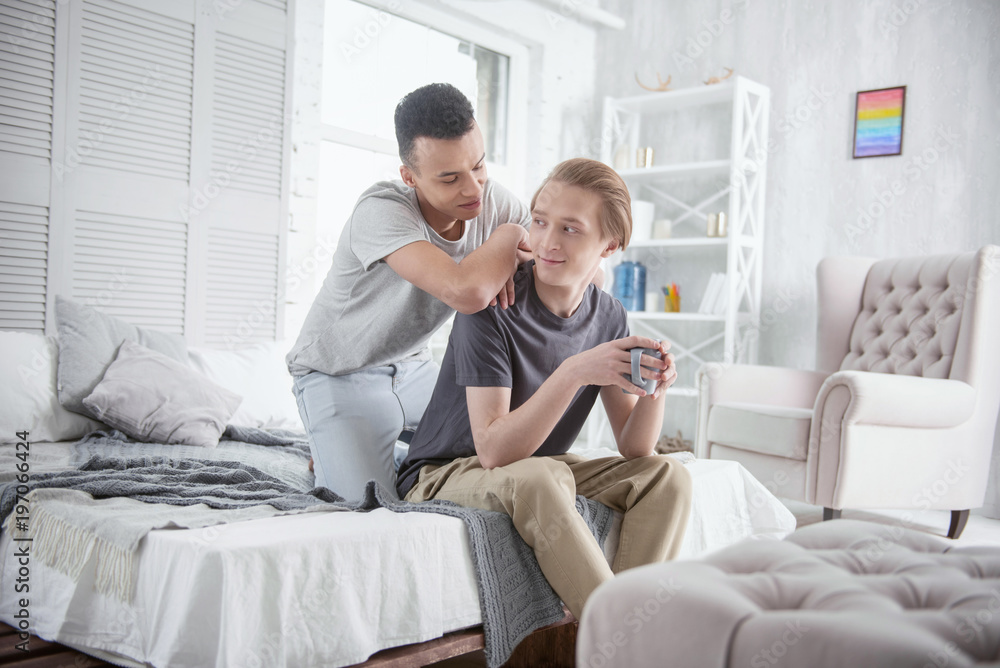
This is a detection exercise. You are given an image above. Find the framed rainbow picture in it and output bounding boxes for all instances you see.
[853,86,906,158]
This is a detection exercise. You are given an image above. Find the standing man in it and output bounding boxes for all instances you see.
[286,83,531,500]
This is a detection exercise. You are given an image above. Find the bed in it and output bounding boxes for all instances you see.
[0,299,796,667]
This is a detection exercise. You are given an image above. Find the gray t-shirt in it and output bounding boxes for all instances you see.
[396,261,629,498]
[286,179,530,377]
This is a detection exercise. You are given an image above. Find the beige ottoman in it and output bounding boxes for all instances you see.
[577,519,1000,667]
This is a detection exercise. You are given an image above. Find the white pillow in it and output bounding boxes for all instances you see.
[82,340,242,448]
[55,295,188,417]
[0,331,104,444]
[187,340,303,431]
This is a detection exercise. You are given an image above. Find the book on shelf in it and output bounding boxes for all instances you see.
[698,273,724,314]
[713,278,729,315]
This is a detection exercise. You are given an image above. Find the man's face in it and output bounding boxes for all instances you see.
[399,123,487,226]
[529,180,617,289]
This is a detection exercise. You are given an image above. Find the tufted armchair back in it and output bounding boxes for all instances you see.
[819,247,1000,394]
[839,253,970,379]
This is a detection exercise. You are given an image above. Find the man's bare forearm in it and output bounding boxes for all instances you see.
[471,365,581,469]
[615,396,665,459]
[446,223,525,313]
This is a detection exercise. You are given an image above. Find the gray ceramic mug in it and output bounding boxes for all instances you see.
[622,346,662,394]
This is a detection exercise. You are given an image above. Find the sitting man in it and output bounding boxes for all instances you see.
[396,158,693,619]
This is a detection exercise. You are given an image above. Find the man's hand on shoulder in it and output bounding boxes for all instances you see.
[488,224,531,310]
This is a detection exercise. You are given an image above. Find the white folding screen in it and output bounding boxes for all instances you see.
[0,0,292,347]
[0,0,56,333]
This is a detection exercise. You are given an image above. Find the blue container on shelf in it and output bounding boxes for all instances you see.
[612,261,646,311]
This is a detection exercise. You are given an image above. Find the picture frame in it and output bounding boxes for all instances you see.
[852,85,906,159]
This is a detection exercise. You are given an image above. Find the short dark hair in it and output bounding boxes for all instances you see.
[395,83,475,171]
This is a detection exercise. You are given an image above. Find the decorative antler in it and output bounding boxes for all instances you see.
[704,67,734,85]
[635,72,672,92]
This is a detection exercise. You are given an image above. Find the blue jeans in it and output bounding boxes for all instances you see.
[292,359,439,501]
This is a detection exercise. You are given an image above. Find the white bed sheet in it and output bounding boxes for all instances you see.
[0,504,482,668]
[0,445,795,668]
[577,448,797,561]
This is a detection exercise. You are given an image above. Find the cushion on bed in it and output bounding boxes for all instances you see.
[55,295,188,418]
[82,340,242,448]
[188,341,303,430]
[0,331,104,444]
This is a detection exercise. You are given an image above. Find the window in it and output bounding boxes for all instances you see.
[317,0,527,256]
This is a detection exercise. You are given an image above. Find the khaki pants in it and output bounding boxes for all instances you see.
[404,453,692,618]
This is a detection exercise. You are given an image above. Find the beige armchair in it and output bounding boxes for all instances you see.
[695,246,1000,538]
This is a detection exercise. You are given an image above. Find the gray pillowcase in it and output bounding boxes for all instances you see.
[82,339,242,448]
[55,295,188,417]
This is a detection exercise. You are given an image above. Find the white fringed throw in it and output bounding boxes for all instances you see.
[6,488,347,602]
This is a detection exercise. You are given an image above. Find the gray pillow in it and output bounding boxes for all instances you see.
[55,295,188,417]
[82,339,242,448]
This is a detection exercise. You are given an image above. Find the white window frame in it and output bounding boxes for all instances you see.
[319,0,530,197]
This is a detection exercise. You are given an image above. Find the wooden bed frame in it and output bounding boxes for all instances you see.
[1,613,578,668]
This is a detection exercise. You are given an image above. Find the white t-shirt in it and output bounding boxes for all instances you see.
[286,178,530,377]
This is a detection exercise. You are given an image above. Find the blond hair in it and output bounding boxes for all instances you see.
[529,158,632,251]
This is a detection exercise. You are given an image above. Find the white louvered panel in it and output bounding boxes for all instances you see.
[77,0,193,181]
[72,210,187,334]
[204,227,278,346]
[0,0,55,160]
[252,0,287,12]
[0,201,48,331]
[211,31,285,197]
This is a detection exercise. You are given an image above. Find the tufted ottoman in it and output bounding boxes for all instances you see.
[576,519,1000,668]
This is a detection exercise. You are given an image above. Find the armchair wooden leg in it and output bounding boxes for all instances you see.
[823,508,842,521]
[948,509,970,539]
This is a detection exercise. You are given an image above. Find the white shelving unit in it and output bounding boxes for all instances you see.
[586,76,770,448]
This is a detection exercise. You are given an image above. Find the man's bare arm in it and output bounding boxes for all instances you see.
[467,335,665,469]
[385,223,526,314]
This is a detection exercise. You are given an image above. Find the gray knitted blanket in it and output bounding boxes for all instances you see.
[0,429,613,668]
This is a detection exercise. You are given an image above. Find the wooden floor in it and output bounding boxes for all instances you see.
[0,613,577,668]
[0,622,116,667]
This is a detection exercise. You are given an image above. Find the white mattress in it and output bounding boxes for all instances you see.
[0,444,795,667]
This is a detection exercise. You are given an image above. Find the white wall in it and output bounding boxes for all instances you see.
[286,0,325,340]
[594,0,999,368]
[593,0,1000,512]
